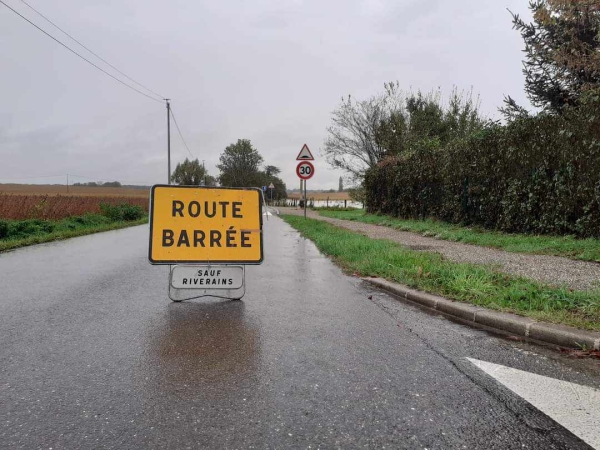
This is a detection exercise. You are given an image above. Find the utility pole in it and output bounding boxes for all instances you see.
[66,173,69,193]
[202,160,205,187]
[165,99,171,184]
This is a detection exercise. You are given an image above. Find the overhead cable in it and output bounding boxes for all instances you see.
[0,0,162,103]
[169,107,196,159]
[18,0,165,100]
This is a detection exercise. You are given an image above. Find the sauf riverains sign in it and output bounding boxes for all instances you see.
[148,185,263,265]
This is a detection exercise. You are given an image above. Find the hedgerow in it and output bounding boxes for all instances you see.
[365,101,600,237]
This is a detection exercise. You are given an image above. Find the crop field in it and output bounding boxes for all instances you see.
[0,194,148,220]
[0,184,149,197]
[0,185,149,220]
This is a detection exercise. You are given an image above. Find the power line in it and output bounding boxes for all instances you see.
[17,0,165,100]
[0,0,162,103]
[169,107,196,159]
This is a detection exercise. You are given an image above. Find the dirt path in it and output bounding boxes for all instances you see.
[279,207,600,292]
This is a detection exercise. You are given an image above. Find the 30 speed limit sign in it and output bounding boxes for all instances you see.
[296,161,314,180]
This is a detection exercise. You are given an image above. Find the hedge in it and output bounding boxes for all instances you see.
[365,104,600,237]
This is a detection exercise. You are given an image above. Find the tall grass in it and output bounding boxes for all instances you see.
[283,215,600,330]
[318,209,600,262]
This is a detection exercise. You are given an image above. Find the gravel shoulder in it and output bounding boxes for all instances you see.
[280,207,600,292]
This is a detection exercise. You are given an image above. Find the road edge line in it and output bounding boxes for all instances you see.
[362,277,600,350]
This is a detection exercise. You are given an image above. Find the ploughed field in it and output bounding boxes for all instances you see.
[0,184,149,220]
[0,183,149,197]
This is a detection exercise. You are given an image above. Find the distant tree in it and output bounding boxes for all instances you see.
[338,176,344,192]
[504,0,600,115]
[103,181,122,187]
[265,165,281,176]
[262,175,287,201]
[324,83,485,180]
[203,174,217,187]
[218,139,264,187]
[171,158,214,185]
[348,185,366,205]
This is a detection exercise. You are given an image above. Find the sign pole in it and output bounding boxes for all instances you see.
[304,179,307,219]
[296,144,315,217]
[165,99,171,184]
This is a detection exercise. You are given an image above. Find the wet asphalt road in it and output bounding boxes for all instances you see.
[0,217,599,449]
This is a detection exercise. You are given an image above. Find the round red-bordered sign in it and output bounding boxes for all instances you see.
[296,161,315,180]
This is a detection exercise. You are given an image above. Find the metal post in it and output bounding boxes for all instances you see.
[166,99,171,184]
[304,179,307,219]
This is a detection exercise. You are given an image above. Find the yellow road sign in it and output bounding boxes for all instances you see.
[149,185,263,264]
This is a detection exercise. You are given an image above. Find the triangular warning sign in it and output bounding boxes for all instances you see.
[296,144,314,160]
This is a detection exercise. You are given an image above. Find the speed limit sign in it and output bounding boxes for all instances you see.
[296,161,315,180]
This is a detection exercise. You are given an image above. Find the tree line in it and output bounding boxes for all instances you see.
[170,139,287,201]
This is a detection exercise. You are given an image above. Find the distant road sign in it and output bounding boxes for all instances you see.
[148,185,263,264]
[296,144,314,161]
[262,186,267,191]
[268,182,275,189]
[296,161,315,180]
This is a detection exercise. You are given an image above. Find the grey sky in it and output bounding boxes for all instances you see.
[1,0,532,189]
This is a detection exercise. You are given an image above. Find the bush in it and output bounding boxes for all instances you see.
[3,219,56,239]
[0,220,8,239]
[99,203,145,221]
[365,102,600,237]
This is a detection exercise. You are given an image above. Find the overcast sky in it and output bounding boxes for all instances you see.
[1,0,533,190]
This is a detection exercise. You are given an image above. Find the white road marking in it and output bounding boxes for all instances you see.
[467,358,600,449]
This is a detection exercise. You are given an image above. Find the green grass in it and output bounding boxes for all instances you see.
[0,214,148,253]
[318,209,600,262]
[282,214,600,331]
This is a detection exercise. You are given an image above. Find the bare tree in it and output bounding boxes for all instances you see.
[323,83,404,180]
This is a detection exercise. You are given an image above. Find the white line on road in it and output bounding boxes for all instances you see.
[467,358,600,449]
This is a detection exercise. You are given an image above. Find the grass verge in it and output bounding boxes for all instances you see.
[318,209,600,262]
[282,214,600,331]
[0,214,148,253]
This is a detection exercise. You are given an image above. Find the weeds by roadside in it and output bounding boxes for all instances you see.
[282,215,600,331]
[318,209,600,263]
[0,204,147,252]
